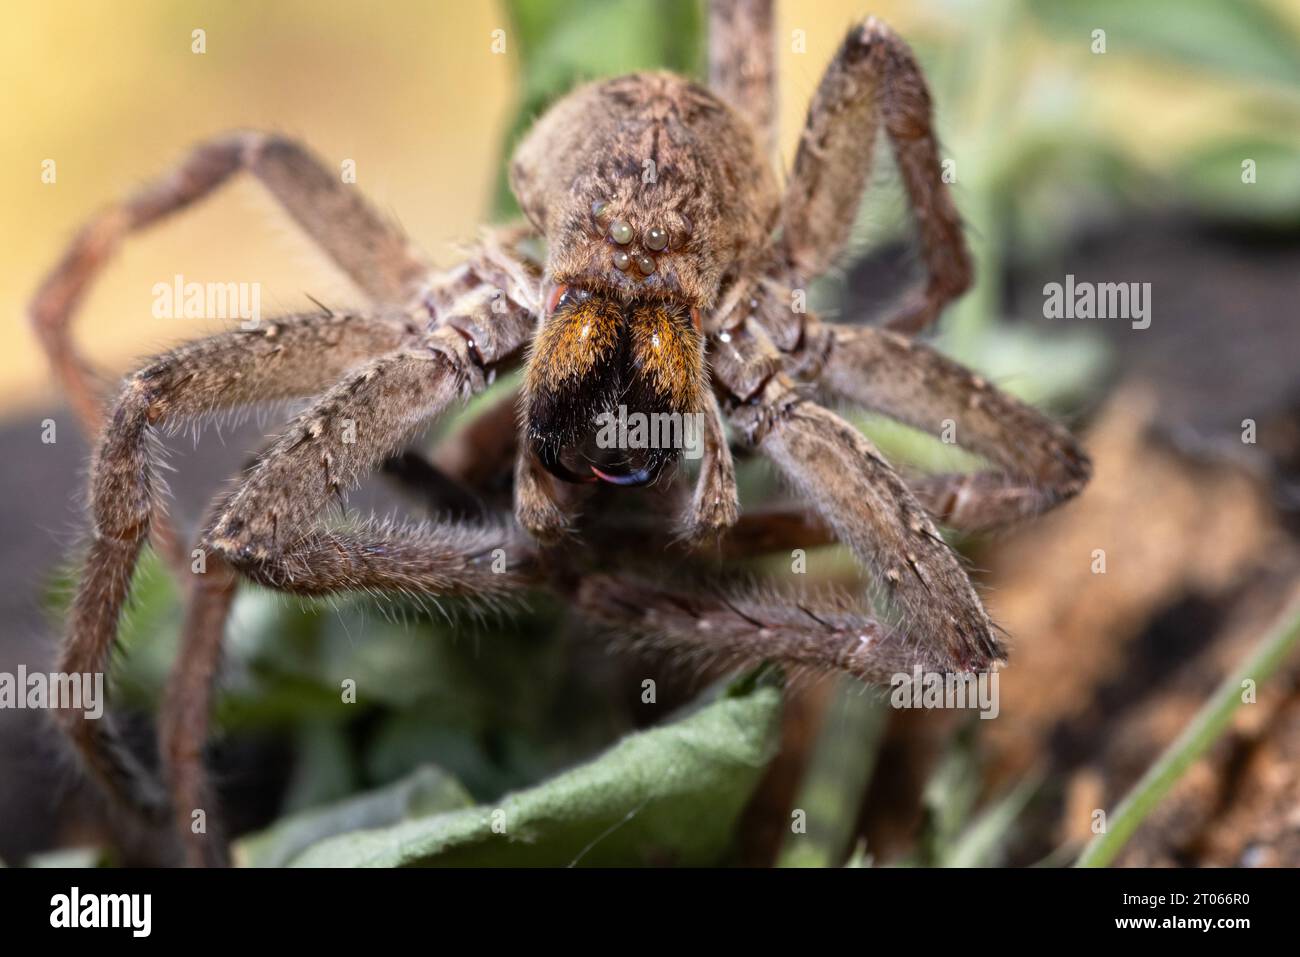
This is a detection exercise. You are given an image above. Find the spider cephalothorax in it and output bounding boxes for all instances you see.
[511,72,777,308]
[32,1,1090,866]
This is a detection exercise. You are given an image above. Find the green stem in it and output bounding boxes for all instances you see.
[1076,592,1300,867]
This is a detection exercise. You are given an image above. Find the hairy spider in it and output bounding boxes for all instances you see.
[32,1,1090,866]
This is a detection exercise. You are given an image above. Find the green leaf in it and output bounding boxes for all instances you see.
[235,764,475,868]
[289,672,784,867]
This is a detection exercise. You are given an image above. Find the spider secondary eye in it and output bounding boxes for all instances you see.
[644,226,668,250]
[610,220,633,244]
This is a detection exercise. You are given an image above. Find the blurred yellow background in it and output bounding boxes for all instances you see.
[5,0,1296,414]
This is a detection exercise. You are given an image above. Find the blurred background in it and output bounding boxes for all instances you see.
[2,0,1299,866]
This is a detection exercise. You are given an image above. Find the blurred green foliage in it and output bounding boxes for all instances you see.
[1028,0,1300,86]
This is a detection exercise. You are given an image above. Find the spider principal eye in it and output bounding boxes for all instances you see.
[609,220,634,244]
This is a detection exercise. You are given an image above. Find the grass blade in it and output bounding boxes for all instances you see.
[1076,590,1300,867]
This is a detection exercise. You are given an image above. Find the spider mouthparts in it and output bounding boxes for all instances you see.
[589,462,660,487]
[536,443,598,485]
[534,436,672,488]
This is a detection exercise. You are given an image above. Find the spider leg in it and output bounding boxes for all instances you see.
[576,575,937,686]
[812,322,1092,531]
[717,506,835,559]
[380,450,493,520]
[161,523,239,868]
[61,311,406,832]
[166,519,533,869]
[712,323,1002,673]
[29,131,437,573]
[58,221,537,861]
[513,444,575,542]
[29,131,431,439]
[707,0,777,162]
[156,325,535,867]
[429,383,521,501]
[681,391,740,541]
[203,325,538,593]
[165,523,531,871]
[163,437,515,868]
[779,18,971,334]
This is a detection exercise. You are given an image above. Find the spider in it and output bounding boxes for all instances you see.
[31,0,1090,867]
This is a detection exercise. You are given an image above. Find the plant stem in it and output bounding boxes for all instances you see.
[1076,590,1300,867]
